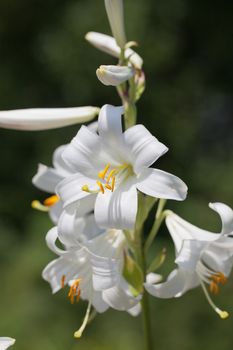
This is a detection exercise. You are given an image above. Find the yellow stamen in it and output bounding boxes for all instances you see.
[98,163,110,180]
[209,281,219,295]
[43,195,59,207]
[61,275,66,288]
[209,272,228,294]
[105,184,112,190]
[96,181,105,194]
[111,176,116,192]
[68,279,81,304]
[107,169,116,183]
[31,200,49,212]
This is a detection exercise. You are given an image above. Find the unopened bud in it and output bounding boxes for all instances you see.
[96,65,134,86]
[104,0,126,48]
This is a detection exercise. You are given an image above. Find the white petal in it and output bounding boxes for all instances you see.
[96,65,134,86]
[45,227,65,255]
[209,202,233,235]
[175,239,208,271]
[98,104,124,147]
[166,212,220,252]
[146,273,163,285]
[56,173,96,207]
[52,145,73,176]
[58,209,101,247]
[94,179,138,229]
[124,124,168,173]
[0,107,99,131]
[85,32,143,69]
[32,163,64,193]
[144,268,186,298]
[0,338,15,350]
[102,278,140,311]
[91,254,121,291]
[91,292,109,313]
[104,0,126,48]
[62,126,102,174]
[42,257,79,293]
[136,168,187,201]
[49,200,63,224]
[127,303,141,317]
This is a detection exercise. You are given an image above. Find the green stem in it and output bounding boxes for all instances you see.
[134,224,153,350]
[144,200,167,253]
[141,289,153,350]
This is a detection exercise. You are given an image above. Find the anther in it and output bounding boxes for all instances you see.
[43,195,59,207]
[68,279,81,304]
[111,176,116,192]
[96,181,105,194]
[107,169,116,183]
[61,275,66,288]
[98,164,110,180]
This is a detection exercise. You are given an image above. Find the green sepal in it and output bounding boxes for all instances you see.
[123,253,144,294]
[147,248,167,274]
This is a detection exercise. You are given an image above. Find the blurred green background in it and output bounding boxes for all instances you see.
[0,0,233,349]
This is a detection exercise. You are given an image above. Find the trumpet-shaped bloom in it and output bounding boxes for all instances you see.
[104,0,126,48]
[85,32,143,69]
[42,210,141,315]
[0,107,99,131]
[0,338,15,350]
[57,104,187,230]
[96,65,134,86]
[145,202,233,319]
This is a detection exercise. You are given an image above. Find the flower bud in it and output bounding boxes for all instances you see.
[104,0,126,48]
[85,32,143,69]
[96,65,134,86]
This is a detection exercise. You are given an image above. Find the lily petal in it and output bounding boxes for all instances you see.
[85,32,143,69]
[124,124,168,173]
[98,104,124,148]
[56,173,96,207]
[94,179,138,229]
[42,256,80,293]
[0,107,99,131]
[102,279,140,311]
[62,126,102,174]
[144,268,187,298]
[0,338,15,350]
[32,164,64,193]
[136,168,188,201]
[209,202,233,235]
[166,212,220,252]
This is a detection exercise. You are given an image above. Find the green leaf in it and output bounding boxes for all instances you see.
[147,248,167,274]
[123,253,144,294]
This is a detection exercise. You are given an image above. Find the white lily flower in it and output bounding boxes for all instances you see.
[85,32,143,69]
[43,210,141,336]
[57,104,187,230]
[96,65,134,86]
[0,338,15,350]
[0,106,99,131]
[104,0,126,48]
[145,202,233,319]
